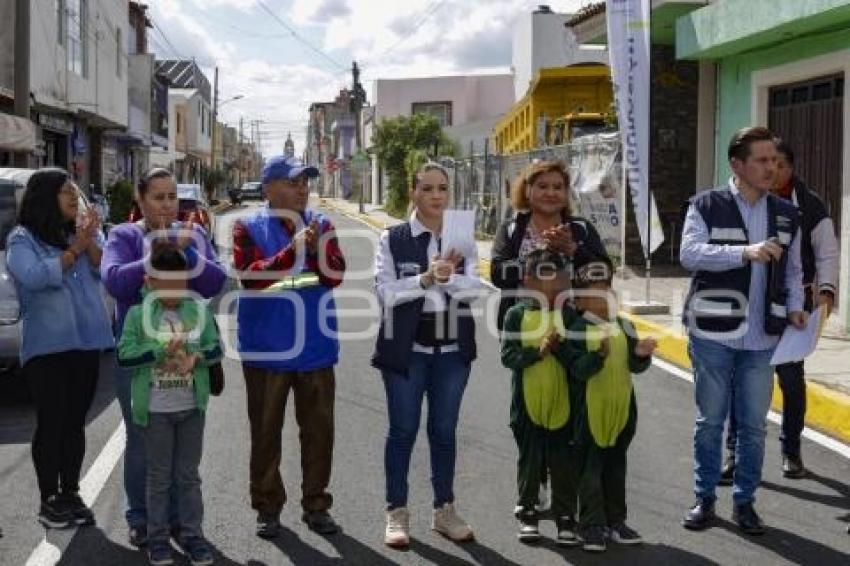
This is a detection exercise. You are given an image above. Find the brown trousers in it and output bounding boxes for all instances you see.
[243,364,335,516]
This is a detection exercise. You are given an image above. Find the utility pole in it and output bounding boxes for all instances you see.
[210,67,219,199]
[211,67,219,170]
[350,61,367,213]
[13,0,31,168]
[238,116,243,187]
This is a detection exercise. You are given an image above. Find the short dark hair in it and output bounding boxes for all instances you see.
[150,241,188,272]
[774,138,795,165]
[524,249,571,280]
[572,261,613,289]
[727,126,776,162]
[18,167,74,250]
[138,167,173,198]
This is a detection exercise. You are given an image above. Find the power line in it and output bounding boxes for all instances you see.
[254,0,346,72]
[365,0,447,66]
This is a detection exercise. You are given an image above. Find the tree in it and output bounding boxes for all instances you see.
[371,113,455,216]
[106,179,134,224]
[201,167,227,202]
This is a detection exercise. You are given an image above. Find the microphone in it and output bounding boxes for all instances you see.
[767,236,781,260]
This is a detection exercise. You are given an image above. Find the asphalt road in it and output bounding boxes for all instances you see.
[0,202,848,565]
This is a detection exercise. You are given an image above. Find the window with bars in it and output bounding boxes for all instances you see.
[116,27,122,77]
[57,0,65,45]
[67,0,88,78]
[411,101,453,127]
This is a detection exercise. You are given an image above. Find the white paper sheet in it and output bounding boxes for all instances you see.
[440,209,477,259]
[770,305,826,366]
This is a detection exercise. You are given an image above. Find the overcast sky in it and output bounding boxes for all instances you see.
[148,0,593,157]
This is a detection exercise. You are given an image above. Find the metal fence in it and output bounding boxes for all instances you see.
[444,136,624,265]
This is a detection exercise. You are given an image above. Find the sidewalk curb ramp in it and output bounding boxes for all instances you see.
[320,199,850,444]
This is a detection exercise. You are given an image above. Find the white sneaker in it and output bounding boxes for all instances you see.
[432,503,474,542]
[384,507,410,548]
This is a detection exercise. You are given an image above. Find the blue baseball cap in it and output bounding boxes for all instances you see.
[261,156,320,184]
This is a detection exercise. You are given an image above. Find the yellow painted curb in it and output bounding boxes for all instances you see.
[621,313,850,444]
[321,200,850,444]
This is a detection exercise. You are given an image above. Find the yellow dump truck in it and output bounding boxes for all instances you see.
[494,64,613,154]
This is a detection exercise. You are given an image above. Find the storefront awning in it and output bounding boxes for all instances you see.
[0,113,37,151]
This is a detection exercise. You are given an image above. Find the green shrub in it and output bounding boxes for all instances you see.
[107,179,134,224]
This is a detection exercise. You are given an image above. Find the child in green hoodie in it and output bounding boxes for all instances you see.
[500,249,580,546]
[565,262,656,553]
[118,242,222,566]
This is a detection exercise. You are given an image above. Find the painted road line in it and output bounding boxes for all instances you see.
[651,358,850,460]
[25,421,127,566]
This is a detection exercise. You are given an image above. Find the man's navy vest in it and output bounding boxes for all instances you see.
[683,188,799,335]
[371,222,477,373]
[237,206,339,371]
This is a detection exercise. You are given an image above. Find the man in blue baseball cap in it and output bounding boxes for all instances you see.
[232,155,346,539]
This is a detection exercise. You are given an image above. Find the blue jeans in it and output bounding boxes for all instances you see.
[689,335,774,505]
[726,360,806,458]
[115,365,178,528]
[382,351,470,509]
[115,365,148,528]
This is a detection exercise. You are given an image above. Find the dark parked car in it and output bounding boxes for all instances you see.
[129,183,216,241]
[239,181,263,200]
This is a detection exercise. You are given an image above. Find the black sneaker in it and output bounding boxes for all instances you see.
[38,495,75,529]
[516,509,540,543]
[181,536,214,566]
[129,524,148,547]
[147,540,174,566]
[782,454,806,479]
[581,526,607,552]
[302,510,339,535]
[608,522,643,545]
[256,513,281,539]
[555,516,580,546]
[59,492,95,526]
[732,502,765,535]
[718,455,735,486]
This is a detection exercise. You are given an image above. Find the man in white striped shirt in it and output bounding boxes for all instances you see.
[680,127,807,536]
[721,138,839,482]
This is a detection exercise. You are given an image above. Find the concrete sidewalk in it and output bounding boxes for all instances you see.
[319,196,850,443]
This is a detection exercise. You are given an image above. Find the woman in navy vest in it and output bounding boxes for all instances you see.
[372,162,486,548]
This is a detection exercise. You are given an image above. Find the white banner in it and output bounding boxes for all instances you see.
[606,0,664,257]
[569,133,624,266]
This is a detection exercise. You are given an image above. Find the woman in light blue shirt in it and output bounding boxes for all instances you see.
[6,168,114,531]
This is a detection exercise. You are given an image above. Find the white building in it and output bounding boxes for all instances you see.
[368,73,514,204]
[1,0,129,190]
[164,88,212,183]
[511,4,608,101]
[152,59,213,183]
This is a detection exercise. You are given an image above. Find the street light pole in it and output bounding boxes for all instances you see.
[351,61,367,214]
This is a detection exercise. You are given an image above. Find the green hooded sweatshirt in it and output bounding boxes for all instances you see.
[564,313,651,448]
[118,289,222,426]
[501,301,578,431]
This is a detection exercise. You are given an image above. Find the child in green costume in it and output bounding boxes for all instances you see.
[500,249,580,545]
[565,262,656,553]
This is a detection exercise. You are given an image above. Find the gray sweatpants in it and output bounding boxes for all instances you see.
[144,409,205,543]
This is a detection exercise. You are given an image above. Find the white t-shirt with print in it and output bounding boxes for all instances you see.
[148,309,197,413]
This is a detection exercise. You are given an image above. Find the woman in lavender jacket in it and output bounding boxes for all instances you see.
[101,167,226,547]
